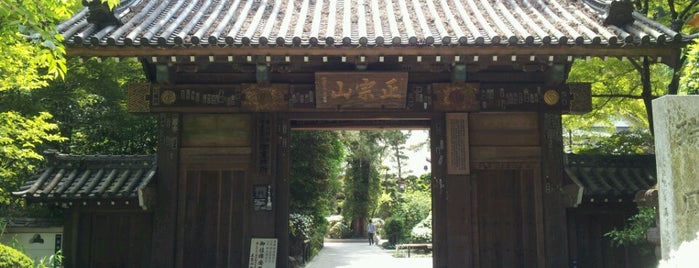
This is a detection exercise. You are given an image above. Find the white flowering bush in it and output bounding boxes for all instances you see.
[409,213,432,243]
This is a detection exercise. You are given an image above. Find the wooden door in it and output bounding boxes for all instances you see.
[77,212,153,268]
[473,169,539,268]
[176,169,246,268]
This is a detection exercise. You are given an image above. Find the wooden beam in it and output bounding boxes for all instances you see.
[66,46,683,66]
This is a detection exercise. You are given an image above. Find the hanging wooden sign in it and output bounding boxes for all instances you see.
[149,85,243,108]
[446,113,470,175]
[241,84,289,112]
[315,72,408,109]
[433,83,480,111]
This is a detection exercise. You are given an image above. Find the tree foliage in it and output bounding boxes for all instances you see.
[0,112,64,207]
[378,130,411,180]
[565,0,698,135]
[681,43,699,94]
[606,207,657,247]
[0,0,120,91]
[566,57,670,131]
[0,0,74,90]
[289,131,345,258]
[0,58,153,218]
[574,130,655,154]
[0,58,155,155]
[341,131,382,235]
[289,131,345,218]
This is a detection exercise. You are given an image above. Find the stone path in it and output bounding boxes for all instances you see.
[304,240,432,268]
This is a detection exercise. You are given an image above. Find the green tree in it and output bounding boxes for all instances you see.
[342,131,382,236]
[378,130,411,181]
[0,0,120,91]
[290,131,345,217]
[0,57,153,218]
[575,130,655,155]
[289,131,345,258]
[392,190,431,240]
[630,0,699,127]
[1,0,136,217]
[0,112,64,214]
[1,57,155,155]
[566,1,698,135]
[681,43,699,94]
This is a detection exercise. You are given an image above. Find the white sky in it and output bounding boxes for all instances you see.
[383,130,431,176]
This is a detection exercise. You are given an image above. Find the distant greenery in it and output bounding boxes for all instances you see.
[573,129,655,155]
[382,218,404,245]
[326,221,352,239]
[606,207,656,248]
[289,131,345,258]
[341,131,382,236]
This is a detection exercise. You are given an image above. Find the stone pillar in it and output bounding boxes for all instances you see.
[652,96,699,259]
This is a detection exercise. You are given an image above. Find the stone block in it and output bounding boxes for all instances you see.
[652,95,699,258]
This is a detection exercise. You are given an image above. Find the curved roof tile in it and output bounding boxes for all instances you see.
[564,154,656,197]
[13,151,156,203]
[58,0,686,50]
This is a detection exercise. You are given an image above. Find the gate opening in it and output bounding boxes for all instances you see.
[288,119,433,267]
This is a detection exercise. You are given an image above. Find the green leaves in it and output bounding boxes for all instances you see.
[606,207,656,247]
[681,43,699,94]
[0,111,65,205]
[0,0,80,91]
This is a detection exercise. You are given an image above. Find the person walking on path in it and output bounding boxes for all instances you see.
[367,219,376,245]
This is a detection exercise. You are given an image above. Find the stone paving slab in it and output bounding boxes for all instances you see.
[304,240,432,268]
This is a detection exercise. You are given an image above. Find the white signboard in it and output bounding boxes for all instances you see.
[248,238,277,268]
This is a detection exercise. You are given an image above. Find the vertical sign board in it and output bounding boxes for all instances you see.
[446,113,470,175]
[249,238,278,268]
[54,234,62,268]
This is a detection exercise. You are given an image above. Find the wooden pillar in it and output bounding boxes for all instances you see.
[275,112,290,268]
[431,114,448,268]
[433,113,474,267]
[151,113,180,267]
[248,113,289,268]
[540,112,569,267]
[444,113,473,267]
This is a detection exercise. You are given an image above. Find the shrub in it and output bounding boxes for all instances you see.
[289,213,327,263]
[605,207,656,247]
[383,218,404,245]
[326,221,351,239]
[326,215,343,226]
[0,243,33,268]
[391,190,431,239]
[410,213,432,243]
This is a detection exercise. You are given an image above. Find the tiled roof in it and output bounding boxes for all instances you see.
[564,154,656,197]
[58,0,686,56]
[13,151,156,203]
[1,218,62,228]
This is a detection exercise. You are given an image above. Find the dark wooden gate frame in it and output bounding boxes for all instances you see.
[279,110,564,268]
